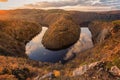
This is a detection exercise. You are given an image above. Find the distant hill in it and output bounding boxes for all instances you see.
[0,9,120,27]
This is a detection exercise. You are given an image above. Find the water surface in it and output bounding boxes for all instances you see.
[26,27,93,63]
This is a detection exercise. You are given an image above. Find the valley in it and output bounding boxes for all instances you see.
[0,9,120,80]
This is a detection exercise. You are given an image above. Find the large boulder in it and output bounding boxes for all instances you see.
[42,15,80,50]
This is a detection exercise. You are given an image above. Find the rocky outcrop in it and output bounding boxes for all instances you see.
[73,61,102,76]
[34,70,60,80]
[42,15,80,50]
[88,21,114,44]
[72,61,120,80]
[110,66,120,77]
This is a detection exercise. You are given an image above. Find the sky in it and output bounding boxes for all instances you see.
[0,0,120,11]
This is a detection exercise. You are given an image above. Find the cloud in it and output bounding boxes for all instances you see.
[0,0,8,2]
[64,28,93,60]
[24,1,77,8]
[24,0,100,8]
[23,0,120,11]
[60,5,114,11]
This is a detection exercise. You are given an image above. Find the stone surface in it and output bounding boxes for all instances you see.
[110,66,120,77]
[73,61,102,76]
[42,15,80,50]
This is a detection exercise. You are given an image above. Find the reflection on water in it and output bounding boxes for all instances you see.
[26,27,93,63]
[64,28,93,60]
[68,28,93,53]
[26,27,68,63]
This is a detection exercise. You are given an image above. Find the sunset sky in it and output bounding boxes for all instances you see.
[0,0,120,11]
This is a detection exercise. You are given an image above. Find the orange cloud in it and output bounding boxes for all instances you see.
[0,0,8,2]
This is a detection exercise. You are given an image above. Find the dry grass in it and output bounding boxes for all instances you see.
[0,55,54,80]
[0,20,42,57]
[0,9,120,79]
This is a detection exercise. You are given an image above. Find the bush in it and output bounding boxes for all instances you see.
[12,68,30,80]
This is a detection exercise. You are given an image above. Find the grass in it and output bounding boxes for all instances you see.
[0,10,120,79]
[0,55,54,80]
[0,20,42,57]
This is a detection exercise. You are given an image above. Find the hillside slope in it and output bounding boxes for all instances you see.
[0,20,42,57]
[0,9,120,80]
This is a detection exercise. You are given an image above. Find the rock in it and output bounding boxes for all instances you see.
[73,61,103,76]
[110,66,120,77]
[34,75,40,80]
[88,62,100,68]
[34,72,53,80]
[34,70,60,80]
[88,21,114,44]
[73,65,89,76]
[42,15,80,50]
[63,52,76,62]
